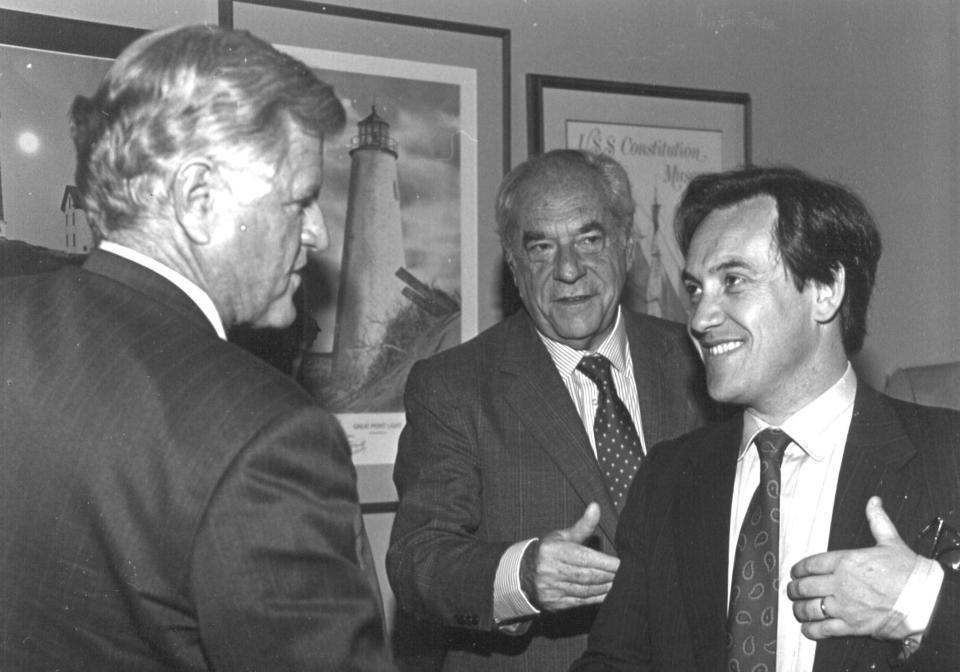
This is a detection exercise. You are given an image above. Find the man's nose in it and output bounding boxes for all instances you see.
[301,203,329,252]
[688,289,723,335]
[553,243,586,283]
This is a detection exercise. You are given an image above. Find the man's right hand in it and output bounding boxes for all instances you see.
[520,502,620,612]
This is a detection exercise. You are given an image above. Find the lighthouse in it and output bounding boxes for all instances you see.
[330,107,408,388]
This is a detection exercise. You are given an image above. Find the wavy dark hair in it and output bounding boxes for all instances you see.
[675,165,882,355]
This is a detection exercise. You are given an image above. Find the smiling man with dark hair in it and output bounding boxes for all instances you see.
[572,165,960,672]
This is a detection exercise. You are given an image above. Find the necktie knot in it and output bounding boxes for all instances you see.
[755,427,791,469]
[576,355,614,390]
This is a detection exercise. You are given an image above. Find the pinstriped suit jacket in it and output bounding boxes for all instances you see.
[0,250,393,671]
[572,385,960,672]
[386,308,712,672]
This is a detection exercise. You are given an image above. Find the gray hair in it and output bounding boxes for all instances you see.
[494,149,636,257]
[70,24,346,233]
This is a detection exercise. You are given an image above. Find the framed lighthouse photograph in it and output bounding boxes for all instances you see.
[222,1,510,505]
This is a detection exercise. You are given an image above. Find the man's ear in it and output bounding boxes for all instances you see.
[813,264,846,324]
[173,159,219,245]
[504,248,519,285]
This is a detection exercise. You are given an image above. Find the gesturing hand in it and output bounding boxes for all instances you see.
[787,496,920,640]
[521,502,620,612]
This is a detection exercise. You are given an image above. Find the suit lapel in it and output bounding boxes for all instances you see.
[625,313,668,448]
[499,312,619,544]
[673,418,743,671]
[827,386,918,551]
[814,385,919,672]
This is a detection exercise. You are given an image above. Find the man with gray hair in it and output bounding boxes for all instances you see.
[387,149,716,671]
[0,24,394,671]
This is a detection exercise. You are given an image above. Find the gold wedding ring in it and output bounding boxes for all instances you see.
[819,596,829,619]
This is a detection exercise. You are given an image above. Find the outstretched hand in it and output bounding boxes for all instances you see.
[522,502,620,612]
[787,496,920,640]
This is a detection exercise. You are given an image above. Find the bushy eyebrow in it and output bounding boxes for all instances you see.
[521,220,604,244]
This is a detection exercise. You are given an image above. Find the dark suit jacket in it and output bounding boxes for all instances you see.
[571,385,960,672]
[0,250,393,671]
[386,308,713,672]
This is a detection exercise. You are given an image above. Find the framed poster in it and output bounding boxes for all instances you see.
[222,1,510,507]
[528,74,750,325]
[0,10,142,265]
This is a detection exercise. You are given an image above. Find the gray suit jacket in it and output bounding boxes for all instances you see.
[387,308,713,672]
[572,385,960,672]
[886,361,960,411]
[0,250,393,671]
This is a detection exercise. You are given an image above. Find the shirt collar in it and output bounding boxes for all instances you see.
[740,362,857,460]
[538,308,629,377]
[99,240,227,340]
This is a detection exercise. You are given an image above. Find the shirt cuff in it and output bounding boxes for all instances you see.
[493,538,541,628]
[877,555,944,644]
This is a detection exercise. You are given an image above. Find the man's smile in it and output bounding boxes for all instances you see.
[699,339,745,358]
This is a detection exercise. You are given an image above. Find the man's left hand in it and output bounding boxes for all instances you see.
[787,496,920,640]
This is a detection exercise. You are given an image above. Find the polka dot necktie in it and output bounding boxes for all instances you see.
[726,427,792,672]
[576,354,643,510]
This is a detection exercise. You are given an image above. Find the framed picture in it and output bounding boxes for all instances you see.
[221,1,510,507]
[528,74,750,325]
[0,10,143,263]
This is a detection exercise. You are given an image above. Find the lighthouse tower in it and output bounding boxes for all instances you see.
[331,107,407,388]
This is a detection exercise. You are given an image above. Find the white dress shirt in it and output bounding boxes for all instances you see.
[493,309,642,626]
[99,241,227,340]
[730,364,942,671]
[538,310,645,457]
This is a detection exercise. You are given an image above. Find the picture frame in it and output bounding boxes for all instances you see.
[528,74,750,325]
[0,10,143,260]
[221,1,511,508]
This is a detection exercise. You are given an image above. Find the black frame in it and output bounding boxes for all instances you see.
[527,73,751,163]
[219,0,511,178]
[0,9,144,59]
